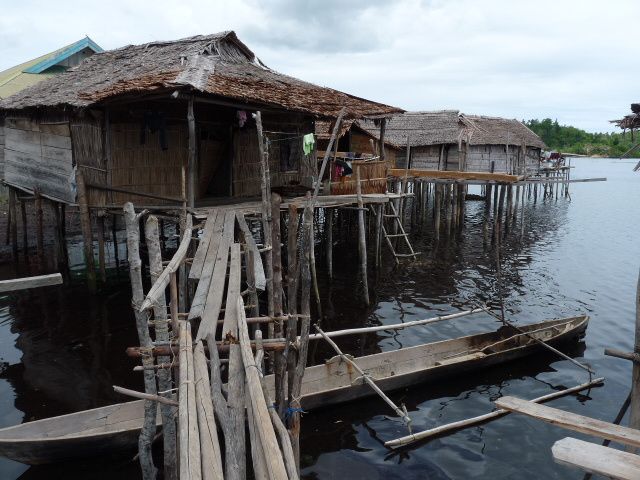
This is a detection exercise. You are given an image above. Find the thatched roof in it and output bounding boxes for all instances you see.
[358,111,545,149]
[460,115,546,148]
[358,110,463,148]
[611,103,640,130]
[0,31,402,119]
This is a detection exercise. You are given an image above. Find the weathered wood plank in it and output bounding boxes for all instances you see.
[179,321,202,480]
[4,128,42,156]
[221,243,241,338]
[194,214,234,338]
[189,210,218,280]
[552,437,640,480]
[4,118,40,131]
[0,273,62,293]
[40,132,72,150]
[189,211,227,318]
[389,168,521,183]
[39,122,70,136]
[236,212,266,291]
[495,396,640,448]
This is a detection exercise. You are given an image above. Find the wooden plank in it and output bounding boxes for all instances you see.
[41,145,72,163]
[552,437,640,480]
[194,214,234,339]
[4,118,40,131]
[0,273,62,293]
[189,211,228,318]
[39,122,70,136]
[189,210,218,280]
[178,321,201,480]
[389,168,520,183]
[236,212,266,291]
[40,132,72,150]
[4,128,42,156]
[495,396,640,448]
[220,243,242,339]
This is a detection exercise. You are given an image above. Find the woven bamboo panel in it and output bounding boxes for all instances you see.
[71,120,106,206]
[331,160,388,195]
[110,123,187,205]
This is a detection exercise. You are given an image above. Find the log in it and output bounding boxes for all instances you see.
[237,296,289,480]
[552,437,640,480]
[123,202,157,480]
[495,396,640,448]
[193,342,224,480]
[0,273,62,293]
[356,167,369,305]
[385,377,605,447]
[178,321,201,479]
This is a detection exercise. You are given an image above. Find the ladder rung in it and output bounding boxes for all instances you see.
[395,252,421,257]
[386,233,408,238]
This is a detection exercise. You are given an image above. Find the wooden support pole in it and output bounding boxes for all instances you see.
[144,216,177,480]
[308,212,321,318]
[77,171,96,292]
[8,188,17,259]
[187,96,197,209]
[20,199,27,253]
[34,190,43,257]
[630,268,640,440]
[97,214,107,283]
[271,193,284,341]
[325,208,333,278]
[284,203,300,418]
[356,167,369,305]
[123,202,157,480]
[434,184,441,241]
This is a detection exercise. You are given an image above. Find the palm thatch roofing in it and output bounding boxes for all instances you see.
[611,103,640,130]
[0,31,403,119]
[358,111,546,149]
[314,118,402,150]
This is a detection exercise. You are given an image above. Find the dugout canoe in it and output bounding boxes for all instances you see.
[0,315,587,464]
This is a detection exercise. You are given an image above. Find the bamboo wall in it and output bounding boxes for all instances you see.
[110,123,187,205]
[465,145,538,174]
[3,116,75,203]
[330,160,387,195]
[71,120,106,206]
[0,121,4,180]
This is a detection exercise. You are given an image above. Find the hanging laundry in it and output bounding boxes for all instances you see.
[237,110,247,127]
[335,158,353,176]
[302,133,315,155]
[140,110,168,150]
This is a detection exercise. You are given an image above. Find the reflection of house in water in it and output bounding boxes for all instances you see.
[1,281,139,419]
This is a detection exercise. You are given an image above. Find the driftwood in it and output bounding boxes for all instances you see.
[123,202,157,480]
[144,216,177,480]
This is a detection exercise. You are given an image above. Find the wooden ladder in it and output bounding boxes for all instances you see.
[374,201,419,264]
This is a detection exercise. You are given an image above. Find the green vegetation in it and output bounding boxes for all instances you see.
[524,118,639,158]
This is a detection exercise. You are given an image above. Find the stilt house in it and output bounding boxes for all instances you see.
[361,111,545,175]
[0,32,402,208]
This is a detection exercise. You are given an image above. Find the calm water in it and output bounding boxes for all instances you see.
[0,157,637,479]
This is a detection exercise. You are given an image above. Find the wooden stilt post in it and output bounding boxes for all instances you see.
[630,269,640,441]
[375,204,382,268]
[97,214,107,283]
[308,214,321,318]
[504,184,513,234]
[356,166,369,306]
[271,193,284,341]
[20,199,27,253]
[34,189,43,258]
[76,171,96,292]
[284,203,299,418]
[8,188,17,260]
[123,202,157,480]
[325,208,333,278]
[434,184,442,241]
[144,216,177,480]
[187,96,197,209]
[494,184,506,241]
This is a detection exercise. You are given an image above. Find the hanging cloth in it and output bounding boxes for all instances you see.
[302,133,315,155]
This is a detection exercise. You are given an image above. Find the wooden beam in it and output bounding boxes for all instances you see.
[495,396,640,448]
[187,95,196,209]
[389,169,521,183]
[552,437,640,480]
[0,273,62,293]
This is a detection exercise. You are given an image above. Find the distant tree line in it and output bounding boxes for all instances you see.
[524,118,639,158]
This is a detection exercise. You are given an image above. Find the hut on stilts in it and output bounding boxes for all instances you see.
[0,31,415,478]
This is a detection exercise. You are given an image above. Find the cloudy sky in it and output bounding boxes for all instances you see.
[1,0,636,131]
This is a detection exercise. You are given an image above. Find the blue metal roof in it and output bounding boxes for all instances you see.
[23,37,103,74]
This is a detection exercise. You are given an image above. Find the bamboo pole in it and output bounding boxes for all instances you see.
[237,296,289,480]
[113,385,179,406]
[179,321,201,480]
[144,216,177,480]
[123,202,157,480]
[316,326,411,428]
[356,166,369,305]
[385,377,605,448]
[193,342,224,480]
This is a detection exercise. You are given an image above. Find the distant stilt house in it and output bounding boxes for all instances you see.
[361,111,546,175]
[0,31,402,209]
[0,37,103,181]
[315,120,402,194]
